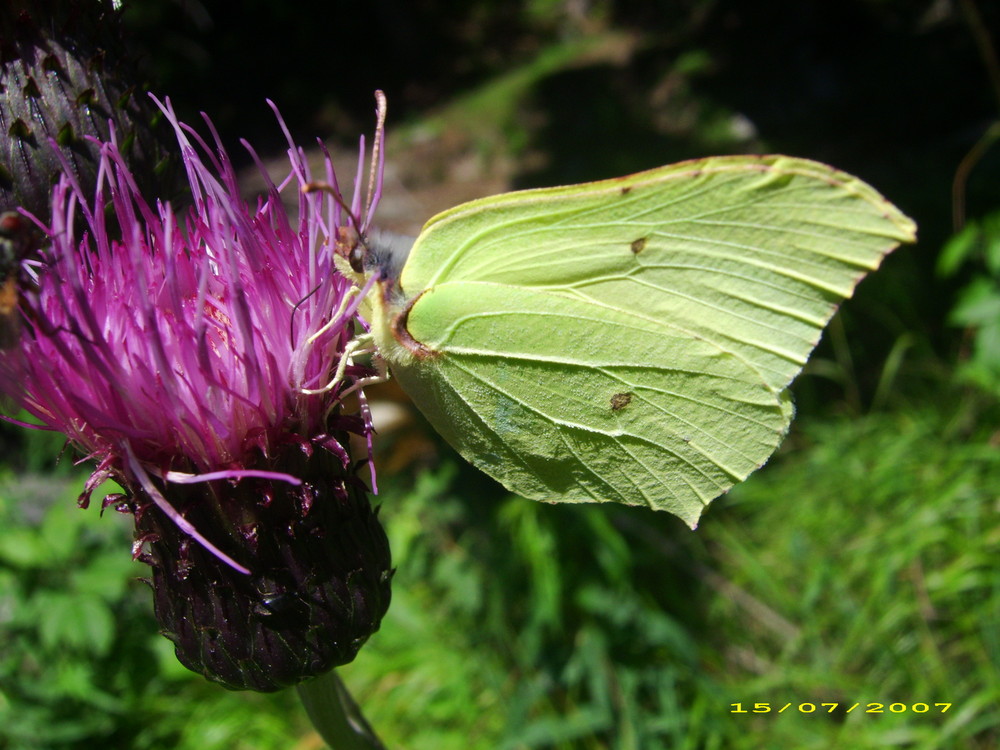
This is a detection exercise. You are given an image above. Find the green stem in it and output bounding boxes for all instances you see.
[297,670,387,750]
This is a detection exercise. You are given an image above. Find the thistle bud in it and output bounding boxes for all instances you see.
[0,0,173,216]
[135,447,392,692]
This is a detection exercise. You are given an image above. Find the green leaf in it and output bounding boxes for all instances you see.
[982,213,1000,276]
[0,527,50,568]
[39,501,88,566]
[938,223,980,278]
[69,549,135,602]
[368,155,916,526]
[939,211,1000,279]
[35,591,116,656]
[949,277,1000,327]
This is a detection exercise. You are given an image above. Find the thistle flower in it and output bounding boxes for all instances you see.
[0,93,393,692]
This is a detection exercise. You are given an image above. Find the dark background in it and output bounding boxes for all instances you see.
[123,0,1000,401]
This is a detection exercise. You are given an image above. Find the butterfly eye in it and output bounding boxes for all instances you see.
[332,225,367,273]
[302,182,371,273]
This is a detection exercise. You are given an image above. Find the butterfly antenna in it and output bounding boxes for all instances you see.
[364,91,387,225]
[293,180,374,345]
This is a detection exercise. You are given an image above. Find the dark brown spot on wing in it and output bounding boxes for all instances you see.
[610,392,632,411]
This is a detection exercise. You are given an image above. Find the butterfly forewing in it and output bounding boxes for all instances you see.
[402,156,916,391]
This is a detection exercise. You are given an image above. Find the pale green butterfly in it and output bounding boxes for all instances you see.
[356,155,916,527]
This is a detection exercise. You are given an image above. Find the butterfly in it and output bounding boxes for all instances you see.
[356,156,916,525]
[0,211,39,350]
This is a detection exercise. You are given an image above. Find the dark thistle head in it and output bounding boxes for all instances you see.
[0,0,175,217]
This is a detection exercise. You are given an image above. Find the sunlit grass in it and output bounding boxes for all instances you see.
[342,396,1000,749]
[704,405,1000,749]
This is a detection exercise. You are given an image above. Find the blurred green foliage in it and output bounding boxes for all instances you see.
[0,477,307,750]
[940,208,1000,390]
[340,398,1000,749]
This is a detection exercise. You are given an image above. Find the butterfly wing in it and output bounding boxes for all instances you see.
[375,155,916,524]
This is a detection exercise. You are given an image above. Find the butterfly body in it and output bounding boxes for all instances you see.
[0,211,38,350]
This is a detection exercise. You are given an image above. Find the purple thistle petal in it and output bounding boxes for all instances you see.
[162,469,303,485]
[0,92,390,572]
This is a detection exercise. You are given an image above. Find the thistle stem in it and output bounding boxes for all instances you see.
[297,670,387,750]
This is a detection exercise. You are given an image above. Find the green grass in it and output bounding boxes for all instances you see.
[393,31,637,164]
[703,405,1000,749]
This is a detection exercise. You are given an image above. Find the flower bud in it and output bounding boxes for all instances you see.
[134,446,392,692]
[0,0,174,216]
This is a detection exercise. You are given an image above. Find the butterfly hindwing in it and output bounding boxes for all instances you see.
[394,281,791,524]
